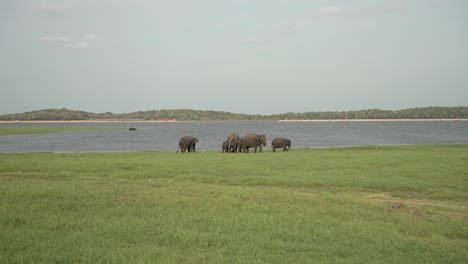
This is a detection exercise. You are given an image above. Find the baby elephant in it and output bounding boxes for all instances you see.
[271,137,291,152]
[222,140,229,153]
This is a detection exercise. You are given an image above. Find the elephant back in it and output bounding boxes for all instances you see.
[227,133,240,141]
[244,134,266,145]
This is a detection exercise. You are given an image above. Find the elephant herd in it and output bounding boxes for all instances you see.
[177,133,291,153]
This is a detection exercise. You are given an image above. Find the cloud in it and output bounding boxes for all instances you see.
[65,41,90,49]
[280,24,295,33]
[304,3,405,18]
[87,0,138,7]
[375,1,405,14]
[318,7,344,16]
[307,6,345,16]
[40,1,74,14]
[39,0,139,13]
[40,33,100,49]
[66,33,100,49]
[40,35,71,42]
[83,33,97,41]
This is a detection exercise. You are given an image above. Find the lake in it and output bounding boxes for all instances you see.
[0,120,466,152]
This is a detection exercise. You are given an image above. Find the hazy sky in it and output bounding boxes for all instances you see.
[1,0,467,115]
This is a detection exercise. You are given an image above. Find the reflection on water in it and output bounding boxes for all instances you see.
[0,120,466,152]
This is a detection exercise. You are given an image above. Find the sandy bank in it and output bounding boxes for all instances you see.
[278,119,468,122]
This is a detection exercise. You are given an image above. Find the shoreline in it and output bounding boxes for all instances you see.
[278,118,468,122]
[0,118,467,123]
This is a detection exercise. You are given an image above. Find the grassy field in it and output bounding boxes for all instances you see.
[0,126,120,136]
[0,145,467,263]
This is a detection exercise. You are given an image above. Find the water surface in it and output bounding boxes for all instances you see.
[0,120,466,152]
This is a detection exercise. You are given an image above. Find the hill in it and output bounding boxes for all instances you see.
[0,106,467,121]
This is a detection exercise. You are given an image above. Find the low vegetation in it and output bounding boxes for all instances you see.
[1,145,467,263]
[1,106,467,121]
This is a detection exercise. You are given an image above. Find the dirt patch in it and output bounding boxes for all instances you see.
[366,192,467,220]
[390,202,406,209]
[410,207,421,216]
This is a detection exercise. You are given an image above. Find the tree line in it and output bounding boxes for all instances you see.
[0,107,467,121]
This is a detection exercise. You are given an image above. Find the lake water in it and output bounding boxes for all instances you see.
[0,120,466,153]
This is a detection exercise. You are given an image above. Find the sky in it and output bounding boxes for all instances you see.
[1,0,467,115]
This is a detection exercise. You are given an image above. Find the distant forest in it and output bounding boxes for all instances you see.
[1,107,467,121]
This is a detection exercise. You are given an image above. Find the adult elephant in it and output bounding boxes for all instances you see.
[237,138,244,152]
[242,134,266,153]
[222,140,228,153]
[271,137,291,152]
[227,133,240,153]
[176,136,198,153]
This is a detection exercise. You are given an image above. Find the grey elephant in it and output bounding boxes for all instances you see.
[242,134,266,153]
[237,138,244,152]
[222,140,229,153]
[271,137,291,152]
[227,133,240,152]
[176,136,198,153]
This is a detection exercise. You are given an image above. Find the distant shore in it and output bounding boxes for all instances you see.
[278,119,468,122]
[0,120,178,123]
[0,118,466,124]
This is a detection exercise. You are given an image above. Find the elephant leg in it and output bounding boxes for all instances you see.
[272,147,276,152]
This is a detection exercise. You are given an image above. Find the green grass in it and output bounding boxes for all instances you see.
[0,126,120,136]
[1,145,467,263]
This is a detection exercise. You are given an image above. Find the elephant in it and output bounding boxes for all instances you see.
[222,140,229,153]
[176,136,198,153]
[242,134,267,153]
[271,137,291,152]
[237,138,244,152]
[227,133,240,153]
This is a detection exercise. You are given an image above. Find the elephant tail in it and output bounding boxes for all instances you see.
[176,145,180,153]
